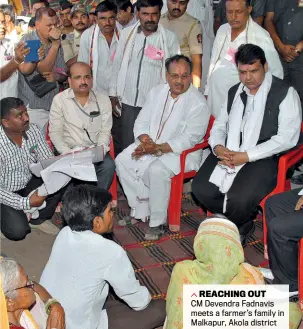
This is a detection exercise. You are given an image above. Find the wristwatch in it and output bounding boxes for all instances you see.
[155,146,163,157]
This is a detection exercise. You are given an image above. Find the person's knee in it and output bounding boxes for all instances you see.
[1,225,29,241]
[103,155,116,174]
[148,161,171,181]
[265,194,280,218]
[148,299,166,323]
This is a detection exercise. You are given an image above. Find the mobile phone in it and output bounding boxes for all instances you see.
[24,40,41,63]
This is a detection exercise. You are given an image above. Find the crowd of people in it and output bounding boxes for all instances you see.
[0,0,303,328]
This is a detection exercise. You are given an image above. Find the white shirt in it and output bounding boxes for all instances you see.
[207,27,247,117]
[109,26,180,107]
[209,86,302,162]
[40,227,151,329]
[78,26,119,95]
[116,15,137,31]
[49,88,112,154]
[0,38,18,99]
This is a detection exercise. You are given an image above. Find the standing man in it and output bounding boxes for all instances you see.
[265,0,303,185]
[58,1,73,35]
[192,44,301,246]
[49,62,115,191]
[116,55,210,240]
[64,4,89,68]
[78,0,120,153]
[206,0,283,117]
[265,0,303,110]
[18,7,67,129]
[160,0,203,88]
[78,0,118,95]
[58,1,75,63]
[116,0,137,30]
[214,0,267,33]
[30,0,49,17]
[109,0,180,152]
[0,9,29,100]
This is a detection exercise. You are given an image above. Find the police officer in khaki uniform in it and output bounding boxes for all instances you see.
[65,4,89,68]
[160,0,203,88]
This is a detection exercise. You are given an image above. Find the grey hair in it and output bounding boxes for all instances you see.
[0,257,21,299]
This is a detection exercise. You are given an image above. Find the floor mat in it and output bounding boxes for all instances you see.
[111,194,266,299]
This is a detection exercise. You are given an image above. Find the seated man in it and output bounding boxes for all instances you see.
[49,62,115,190]
[0,97,63,241]
[192,44,302,246]
[0,256,65,329]
[40,184,166,329]
[260,189,303,298]
[115,55,210,241]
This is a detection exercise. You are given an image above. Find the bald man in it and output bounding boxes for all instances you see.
[49,62,115,190]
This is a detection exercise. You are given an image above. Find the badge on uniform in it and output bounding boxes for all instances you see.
[197,34,202,44]
[299,0,303,7]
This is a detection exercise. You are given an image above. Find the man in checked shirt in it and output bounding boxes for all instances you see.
[0,97,63,241]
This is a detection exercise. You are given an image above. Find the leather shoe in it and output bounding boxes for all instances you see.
[291,173,303,185]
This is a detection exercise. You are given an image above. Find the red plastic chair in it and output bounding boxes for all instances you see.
[262,124,303,258]
[299,239,303,309]
[168,116,215,231]
[45,123,117,205]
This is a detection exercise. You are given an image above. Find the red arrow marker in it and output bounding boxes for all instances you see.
[191,293,197,297]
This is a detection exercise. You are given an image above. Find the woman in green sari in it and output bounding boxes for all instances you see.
[165,217,302,329]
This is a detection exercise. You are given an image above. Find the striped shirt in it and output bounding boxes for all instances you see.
[0,124,53,210]
[109,25,180,107]
[18,31,66,111]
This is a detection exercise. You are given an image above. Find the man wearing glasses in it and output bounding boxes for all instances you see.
[115,55,210,240]
[48,62,115,191]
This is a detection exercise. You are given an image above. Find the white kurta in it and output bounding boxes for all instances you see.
[161,0,215,92]
[205,17,283,117]
[115,84,210,226]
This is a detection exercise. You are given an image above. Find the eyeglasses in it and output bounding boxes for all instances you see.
[167,73,191,80]
[4,280,35,294]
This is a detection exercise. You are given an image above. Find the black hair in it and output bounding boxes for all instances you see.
[95,0,117,15]
[235,43,267,66]
[165,54,193,73]
[0,4,14,21]
[117,0,134,13]
[67,61,93,77]
[59,1,73,11]
[226,0,251,7]
[31,0,49,7]
[35,7,57,21]
[28,16,36,27]
[136,0,163,12]
[61,185,112,231]
[0,97,24,123]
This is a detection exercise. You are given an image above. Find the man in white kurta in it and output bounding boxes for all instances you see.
[78,0,119,95]
[205,0,283,117]
[109,0,180,152]
[161,0,215,92]
[115,55,210,241]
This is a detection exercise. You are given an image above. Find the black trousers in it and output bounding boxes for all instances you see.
[192,153,278,235]
[1,176,65,241]
[111,115,122,156]
[121,103,142,151]
[266,189,303,291]
[106,299,166,329]
[282,59,303,107]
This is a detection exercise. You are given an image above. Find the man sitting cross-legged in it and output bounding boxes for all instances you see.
[40,184,166,329]
[192,44,302,247]
[0,97,62,240]
[115,55,210,241]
